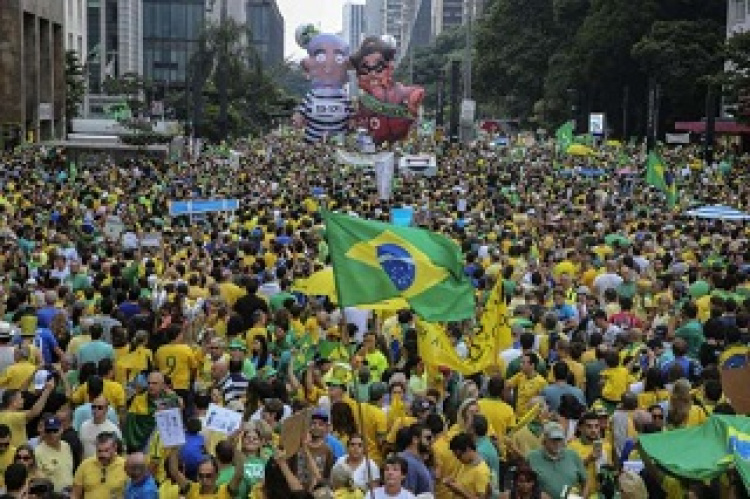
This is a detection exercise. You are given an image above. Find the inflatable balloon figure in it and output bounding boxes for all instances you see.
[292,24,353,143]
[351,36,424,145]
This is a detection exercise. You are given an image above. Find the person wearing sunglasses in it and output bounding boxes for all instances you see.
[79,396,121,459]
[33,414,74,493]
[13,444,41,482]
[71,432,126,499]
[167,430,245,498]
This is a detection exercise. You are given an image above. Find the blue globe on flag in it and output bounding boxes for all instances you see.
[377,244,416,291]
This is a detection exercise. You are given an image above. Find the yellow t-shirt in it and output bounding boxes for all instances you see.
[35,440,75,491]
[433,433,461,498]
[568,438,613,494]
[67,334,92,356]
[477,398,517,438]
[507,373,547,415]
[159,481,180,499]
[186,482,232,499]
[354,403,387,465]
[451,459,491,499]
[73,456,127,499]
[155,343,199,390]
[637,389,669,409]
[71,379,126,409]
[0,446,16,489]
[548,359,585,390]
[0,361,36,389]
[0,411,29,447]
[601,366,629,402]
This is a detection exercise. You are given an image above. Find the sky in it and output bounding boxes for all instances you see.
[276,0,349,61]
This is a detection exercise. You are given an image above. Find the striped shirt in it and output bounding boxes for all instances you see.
[298,88,352,143]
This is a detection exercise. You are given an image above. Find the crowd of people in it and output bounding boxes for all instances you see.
[0,130,747,499]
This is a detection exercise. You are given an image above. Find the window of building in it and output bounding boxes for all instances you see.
[737,0,747,22]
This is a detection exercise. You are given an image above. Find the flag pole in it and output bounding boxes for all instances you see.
[325,211,376,497]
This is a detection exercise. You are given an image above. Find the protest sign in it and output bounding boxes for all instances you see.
[205,404,243,435]
[155,408,185,448]
[280,407,312,457]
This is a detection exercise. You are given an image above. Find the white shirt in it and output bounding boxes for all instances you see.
[367,487,416,499]
[344,308,372,343]
[79,419,122,459]
[334,456,381,490]
[500,347,522,367]
[593,272,623,299]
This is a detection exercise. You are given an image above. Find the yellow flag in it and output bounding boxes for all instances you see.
[417,320,502,375]
[480,278,512,351]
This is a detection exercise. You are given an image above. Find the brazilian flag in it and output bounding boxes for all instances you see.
[323,211,475,322]
[646,151,677,209]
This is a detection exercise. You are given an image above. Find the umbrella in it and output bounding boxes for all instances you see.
[566,144,595,156]
[684,205,750,220]
[292,268,409,311]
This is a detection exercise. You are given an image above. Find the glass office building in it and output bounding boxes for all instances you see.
[142,0,206,86]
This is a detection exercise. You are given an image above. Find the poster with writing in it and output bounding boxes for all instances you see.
[280,407,312,457]
[205,403,243,435]
[155,408,185,448]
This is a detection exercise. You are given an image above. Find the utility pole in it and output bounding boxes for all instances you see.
[463,0,473,99]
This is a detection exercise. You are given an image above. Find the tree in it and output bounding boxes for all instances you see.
[102,72,152,118]
[64,50,86,134]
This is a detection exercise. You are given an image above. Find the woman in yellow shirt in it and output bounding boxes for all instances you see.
[637,367,669,409]
[666,379,708,429]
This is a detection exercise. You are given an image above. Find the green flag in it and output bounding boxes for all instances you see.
[555,122,574,153]
[645,151,677,208]
[323,211,475,322]
[639,415,750,490]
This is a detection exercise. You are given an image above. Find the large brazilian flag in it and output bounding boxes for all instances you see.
[323,211,475,322]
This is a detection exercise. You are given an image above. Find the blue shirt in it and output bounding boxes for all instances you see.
[180,433,208,481]
[37,307,62,329]
[399,450,434,494]
[325,434,345,460]
[125,475,159,499]
[34,328,60,364]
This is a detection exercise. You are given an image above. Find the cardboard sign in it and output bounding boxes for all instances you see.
[721,360,750,415]
[280,407,312,457]
[155,408,185,448]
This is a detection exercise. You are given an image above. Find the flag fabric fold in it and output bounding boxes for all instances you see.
[555,122,574,154]
[323,211,475,322]
[645,151,677,208]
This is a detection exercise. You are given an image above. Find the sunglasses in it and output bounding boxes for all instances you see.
[92,405,107,410]
[198,472,214,479]
[357,60,387,75]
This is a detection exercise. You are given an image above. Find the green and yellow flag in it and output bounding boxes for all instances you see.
[323,211,475,322]
[417,320,501,375]
[645,151,677,209]
[555,121,574,154]
[480,278,512,351]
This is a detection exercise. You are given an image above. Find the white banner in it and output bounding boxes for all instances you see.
[374,153,395,201]
[665,133,690,144]
[398,154,438,177]
[335,149,393,168]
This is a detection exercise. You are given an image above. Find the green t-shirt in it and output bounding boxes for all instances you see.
[527,448,587,498]
[236,456,266,499]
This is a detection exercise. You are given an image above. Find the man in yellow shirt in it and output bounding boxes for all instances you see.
[352,383,388,465]
[0,346,36,389]
[477,375,516,443]
[72,432,127,499]
[568,412,613,495]
[155,324,199,398]
[444,432,491,499]
[34,415,75,492]
[507,353,548,416]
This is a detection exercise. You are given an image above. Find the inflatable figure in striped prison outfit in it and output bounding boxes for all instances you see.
[350,36,424,145]
[292,25,354,143]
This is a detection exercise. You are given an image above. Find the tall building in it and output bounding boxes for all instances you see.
[246,0,285,68]
[0,0,66,143]
[431,0,464,38]
[728,0,750,35]
[86,0,142,94]
[142,0,204,87]
[65,0,87,57]
[343,2,366,49]
[364,0,385,38]
[384,0,404,48]
[399,0,432,62]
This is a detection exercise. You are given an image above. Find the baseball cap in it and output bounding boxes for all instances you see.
[43,416,61,432]
[33,370,51,391]
[543,421,566,440]
[311,407,329,422]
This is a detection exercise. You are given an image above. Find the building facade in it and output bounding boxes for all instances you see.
[343,2,366,49]
[65,0,87,57]
[384,0,404,48]
[86,0,142,94]
[246,0,285,68]
[0,0,66,144]
[142,0,204,87]
[728,0,750,35]
[364,0,385,38]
